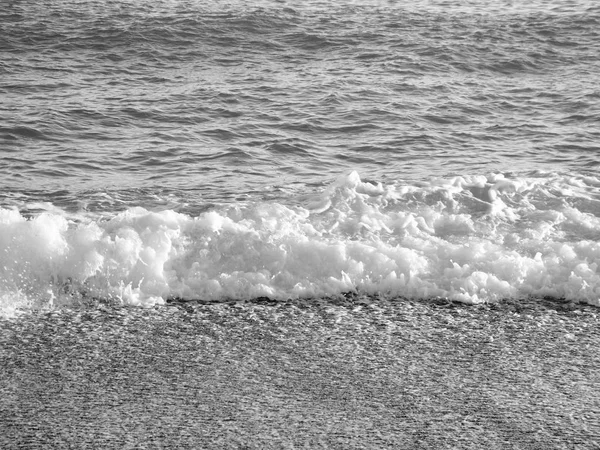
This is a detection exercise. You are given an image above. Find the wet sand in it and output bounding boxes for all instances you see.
[1,297,599,449]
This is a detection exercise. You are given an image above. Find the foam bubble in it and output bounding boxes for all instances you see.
[1,171,599,314]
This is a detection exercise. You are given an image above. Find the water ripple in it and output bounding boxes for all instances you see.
[1,0,599,203]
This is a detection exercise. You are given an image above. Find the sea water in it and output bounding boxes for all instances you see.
[1,0,599,316]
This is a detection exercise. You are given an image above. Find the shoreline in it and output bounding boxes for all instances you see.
[1,297,599,448]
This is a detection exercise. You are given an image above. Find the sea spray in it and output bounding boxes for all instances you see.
[1,171,599,315]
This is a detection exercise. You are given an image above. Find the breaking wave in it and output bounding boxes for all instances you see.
[2,171,599,316]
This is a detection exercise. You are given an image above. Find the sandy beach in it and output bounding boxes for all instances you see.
[1,297,599,449]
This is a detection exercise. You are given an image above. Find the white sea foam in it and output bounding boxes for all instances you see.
[1,171,599,315]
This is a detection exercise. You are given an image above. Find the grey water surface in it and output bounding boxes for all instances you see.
[2,0,599,210]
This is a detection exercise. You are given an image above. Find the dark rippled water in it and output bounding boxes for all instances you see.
[2,0,599,203]
[1,0,600,312]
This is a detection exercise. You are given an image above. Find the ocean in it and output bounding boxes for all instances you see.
[1,0,600,316]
